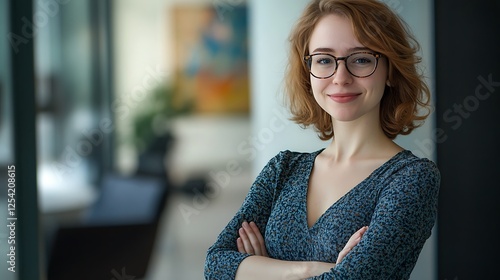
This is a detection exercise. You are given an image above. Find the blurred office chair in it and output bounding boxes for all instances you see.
[135,132,174,179]
[135,131,211,197]
[47,174,169,280]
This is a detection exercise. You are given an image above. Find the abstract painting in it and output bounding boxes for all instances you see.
[172,4,249,114]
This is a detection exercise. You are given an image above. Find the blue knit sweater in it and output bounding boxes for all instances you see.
[205,149,440,279]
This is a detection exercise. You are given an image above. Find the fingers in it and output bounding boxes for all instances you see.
[237,236,245,253]
[238,225,256,255]
[345,226,368,248]
[242,221,263,255]
[336,226,368,264]
[236,221,268,257]
[249,222,268,257]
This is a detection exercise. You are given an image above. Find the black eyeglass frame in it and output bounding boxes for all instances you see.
[303,51,383,79]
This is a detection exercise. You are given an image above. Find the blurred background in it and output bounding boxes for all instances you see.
[0,0,498,279]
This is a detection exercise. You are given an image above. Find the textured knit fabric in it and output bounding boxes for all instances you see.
[204,149,440,280]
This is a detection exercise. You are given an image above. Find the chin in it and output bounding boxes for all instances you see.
[332,116,358,122]
[324,107,360,122]
[328,112,358,122]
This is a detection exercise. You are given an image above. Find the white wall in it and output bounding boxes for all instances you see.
[249,0,324,173]
[249,0,436,279]
[392,0,436,162]
[113,0,171,173]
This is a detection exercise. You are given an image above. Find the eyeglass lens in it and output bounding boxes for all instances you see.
[308,52,377,78]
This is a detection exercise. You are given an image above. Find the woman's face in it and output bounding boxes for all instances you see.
[308,14,388,124]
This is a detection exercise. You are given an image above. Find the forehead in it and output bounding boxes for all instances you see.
[308,14,364,54]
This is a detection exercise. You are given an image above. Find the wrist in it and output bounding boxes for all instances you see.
[303,261,336,279]
[280,261,310,280]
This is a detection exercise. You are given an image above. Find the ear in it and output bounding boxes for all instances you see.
[386,80,391,87]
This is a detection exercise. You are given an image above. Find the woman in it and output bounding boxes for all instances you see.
[205,0,440,279]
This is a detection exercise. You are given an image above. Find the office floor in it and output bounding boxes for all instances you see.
[146,170,253,280]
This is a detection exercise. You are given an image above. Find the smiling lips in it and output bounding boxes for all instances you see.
[327,93,362,103]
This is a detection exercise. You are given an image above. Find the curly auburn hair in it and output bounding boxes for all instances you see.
[284,0,431,140]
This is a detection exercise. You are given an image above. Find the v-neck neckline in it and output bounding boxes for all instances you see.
[304,149,409,231]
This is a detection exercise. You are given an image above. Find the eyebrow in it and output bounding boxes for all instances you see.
[311,47,371,54]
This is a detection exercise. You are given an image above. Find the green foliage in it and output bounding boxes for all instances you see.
[132,84,192,152]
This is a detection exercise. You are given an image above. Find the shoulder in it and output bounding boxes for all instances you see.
[274,148,322,161]
[402,151,440,181]
[380,151,441,196]
[384,151,440,180]
[258,149,322,182]
[268,148,323,170]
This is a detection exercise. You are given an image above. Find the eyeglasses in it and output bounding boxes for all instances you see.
[304,51,382,79]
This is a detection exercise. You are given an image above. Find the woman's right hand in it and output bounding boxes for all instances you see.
[237,221,269,257]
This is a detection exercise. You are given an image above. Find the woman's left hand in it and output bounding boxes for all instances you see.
[237,221,269,257]
[336,226,368,264]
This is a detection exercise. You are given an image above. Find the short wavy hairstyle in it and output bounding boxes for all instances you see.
[284,0,431,140]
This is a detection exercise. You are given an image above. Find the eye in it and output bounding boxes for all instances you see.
[314,55,334,66]
[349,53,376,66]
[352,57,372,64]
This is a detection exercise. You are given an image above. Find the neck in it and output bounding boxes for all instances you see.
[324,112,399,163]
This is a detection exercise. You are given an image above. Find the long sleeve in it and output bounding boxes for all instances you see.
[204,151,288,280]
[310,159,440,280]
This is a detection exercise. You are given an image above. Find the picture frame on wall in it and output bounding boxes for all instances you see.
[172,4,249,115]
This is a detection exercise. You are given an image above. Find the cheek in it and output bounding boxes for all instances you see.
[365,80,387,102]
[370,62,389,96]
[377,59,389,81]
[374,79,387,95]
[310,77,328,94]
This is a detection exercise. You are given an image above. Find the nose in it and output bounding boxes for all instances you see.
[331,61,353,85]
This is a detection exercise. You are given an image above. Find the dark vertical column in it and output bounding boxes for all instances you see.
[90,0,115,180]
[435,0,500,279]
[9,0,40,279]
[103,0,115,174]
